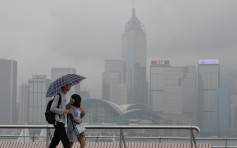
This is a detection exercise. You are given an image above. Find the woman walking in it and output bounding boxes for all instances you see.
[66,94,86,148]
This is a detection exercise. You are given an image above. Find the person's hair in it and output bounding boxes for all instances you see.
[71,94,81,108]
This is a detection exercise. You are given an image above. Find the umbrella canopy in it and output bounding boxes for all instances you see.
[46,74,86,97]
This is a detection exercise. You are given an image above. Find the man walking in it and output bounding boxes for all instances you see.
[49,84,72,148]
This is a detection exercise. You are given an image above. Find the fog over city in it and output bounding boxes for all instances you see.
[1,0,237,98]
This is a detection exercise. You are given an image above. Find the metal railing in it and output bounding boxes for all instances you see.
[0,125,200,148]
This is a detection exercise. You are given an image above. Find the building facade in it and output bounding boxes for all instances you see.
[102,60,127,104]
[0,59,17,124]
[230,104,237,129]
[122,8,147,105]
[28,75,51,124]
[150,60,197,125]
[18,84,28,124]
[51,67,77,81]
[230,79,237,129]
[198,59,220,134]
[215,88,230,134]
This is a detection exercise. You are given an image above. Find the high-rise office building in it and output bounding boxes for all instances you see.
[230,80,237,129]
[235,79,237,93]
[28,75,51,124]
[0,59,17,124]
[51,67,77,81]
[215,88,230,134]
[150,60,197,125]
[102,60,127,104]
[150,60,171,113]
[122,8,147,104]
[18,84,28,124]
[198,59,220,134]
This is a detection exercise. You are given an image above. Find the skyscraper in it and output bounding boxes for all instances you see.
[215,88,230,134]
[122,8,147,104]
[19,84,28,124]
[51,67,77,81]
[150,60,171,113]
[150,60,197,125]
[230,79,237,129]
[102,59,127,104]
[0,59,17,124]
[28,75,51,124]
[198,59,220,134]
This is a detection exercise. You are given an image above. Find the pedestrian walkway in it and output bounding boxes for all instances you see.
[0,142,212,148]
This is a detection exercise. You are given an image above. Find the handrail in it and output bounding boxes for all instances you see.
[0,125,54,129]
[85,125,200,132]
[0,125,200,148]
[0,125,200,132]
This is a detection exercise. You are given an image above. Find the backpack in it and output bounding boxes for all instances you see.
[45,93,61,124]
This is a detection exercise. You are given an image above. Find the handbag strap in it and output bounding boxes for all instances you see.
[67,107,81,131]
[68,114,80,131]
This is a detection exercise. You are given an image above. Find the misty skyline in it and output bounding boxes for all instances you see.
[1,0,237,98]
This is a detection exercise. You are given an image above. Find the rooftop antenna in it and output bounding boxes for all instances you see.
[132,0,135,16]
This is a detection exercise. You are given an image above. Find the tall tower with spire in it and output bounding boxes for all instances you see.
[122,8,147,104]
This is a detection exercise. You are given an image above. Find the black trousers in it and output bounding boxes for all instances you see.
[49,122,70,148]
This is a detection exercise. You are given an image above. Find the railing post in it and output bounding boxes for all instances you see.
[225,137,227,148]
[191,129,197,148]
[46,126,49,147]
[46,126,52,147]
[120,128,122,148]
[120,128,126,148]
[96,135,99,143]
[190,129,193,148]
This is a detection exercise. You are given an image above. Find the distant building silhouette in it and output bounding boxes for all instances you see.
[122,8,147,104]
[18,84,28,124]
[198,59,220,134]
[215,88,230,134]
[102,59,127,104]
[28,75,51,124]
[150,60,197,125]
[51,67,77,81]
[230,79,237,129]
[82,98,165,125]
[0,59,17,124]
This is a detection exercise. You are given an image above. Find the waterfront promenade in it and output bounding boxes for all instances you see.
[3,125,237,148]
[0,125,216,148]
[0,142,212,148]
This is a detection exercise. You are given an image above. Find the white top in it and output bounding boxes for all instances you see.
[77,109,81,118]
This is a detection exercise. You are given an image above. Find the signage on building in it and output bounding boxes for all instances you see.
[151,60,169,66]
[199,59,219,65]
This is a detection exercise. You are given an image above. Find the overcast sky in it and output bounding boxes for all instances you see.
[1,0,237,98]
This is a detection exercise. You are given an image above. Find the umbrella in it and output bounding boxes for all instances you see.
[46,74,86,97]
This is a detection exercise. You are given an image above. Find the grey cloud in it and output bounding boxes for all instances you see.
[1,0,237,98]
[149,1,237,53]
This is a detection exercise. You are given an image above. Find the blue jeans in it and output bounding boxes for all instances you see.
[49,121,70,148]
